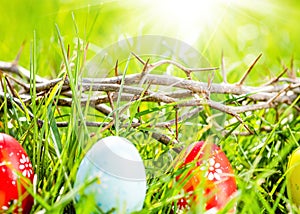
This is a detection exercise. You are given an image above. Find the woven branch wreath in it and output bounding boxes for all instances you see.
[0,53,299,152]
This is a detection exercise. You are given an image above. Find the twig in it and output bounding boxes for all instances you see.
[131,52,218,77]
[237,53,262,86]
[0,61,47,83]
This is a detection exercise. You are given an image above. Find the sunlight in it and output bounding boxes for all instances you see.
[145,0,236,43]
[157,0,228,23]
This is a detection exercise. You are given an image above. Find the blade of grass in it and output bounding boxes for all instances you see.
[115,55,131,136]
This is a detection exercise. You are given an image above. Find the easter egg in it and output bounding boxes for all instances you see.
[287,147,300,207]
[175,141,237,212]
[75,136,146,213]
[0,133,34,214]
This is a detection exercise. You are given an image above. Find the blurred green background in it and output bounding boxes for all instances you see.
[0,0,299,82]
[0,1,299,212]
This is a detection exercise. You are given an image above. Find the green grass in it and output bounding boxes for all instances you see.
[1,0,300,213]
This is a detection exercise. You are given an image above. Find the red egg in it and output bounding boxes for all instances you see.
[175,141,237,212]
[0,133,34,214]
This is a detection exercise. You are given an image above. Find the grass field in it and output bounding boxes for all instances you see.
[0,0,300,213]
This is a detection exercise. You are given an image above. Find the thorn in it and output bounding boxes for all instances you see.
[131,52,146,65]
[107,92,115,112]
[207,71,215,91]
[267,84,291,104]
[100,120,115,133]
[206,71,215,99]
[67,44,71,61]
[12,40,26,66]
[237,53,262,86]
[114,60,119,76]
[4,76,17,97]
[175,106,179,141]
[139,59,151,86]
[83,42,89,65]
[263,68,288,86]
[186,72,192,80]
[144,80,152,93]
[142,58,150,74]
[289,55,296,79]
[221,51,227,84]
[79,42,89,76]
[234,113,254,135]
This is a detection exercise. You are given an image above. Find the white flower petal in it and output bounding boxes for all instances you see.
[214,172,221,181]
[216,168,222,174]
[208,172,214,180]
[208,158,215,166]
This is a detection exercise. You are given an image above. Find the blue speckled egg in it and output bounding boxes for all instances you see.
[74,136,146,213]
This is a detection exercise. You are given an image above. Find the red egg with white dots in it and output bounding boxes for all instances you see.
[175,141,237,213]
[0,133,34,214]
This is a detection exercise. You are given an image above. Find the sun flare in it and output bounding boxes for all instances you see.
[143,0,236,43]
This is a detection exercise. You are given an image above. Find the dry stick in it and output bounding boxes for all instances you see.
[220,126,273,137]
[6,67,297,115]
[100,120,115,133]
[0,69,28,89]
[237,53,262,86]
[131,52,219,77]
[86,71,298,97]
[151,59,218,75]
[57,82,298,114]
[197,99,253,134]
[57,96,203,129]
[81,74,300,97]
[263,68,288,86]
[95,104,113,116]
[1,58,299,139]
[4,76,18,98]
[150,132,182,153]
[155,107,203,127]
[0,61,47,83]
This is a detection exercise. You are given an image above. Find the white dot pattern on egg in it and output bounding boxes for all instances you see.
[200,157,223,181]
[19,154,33,177]
[0,133,34,214]
[75,136,147,214]
[0,142,34,180]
